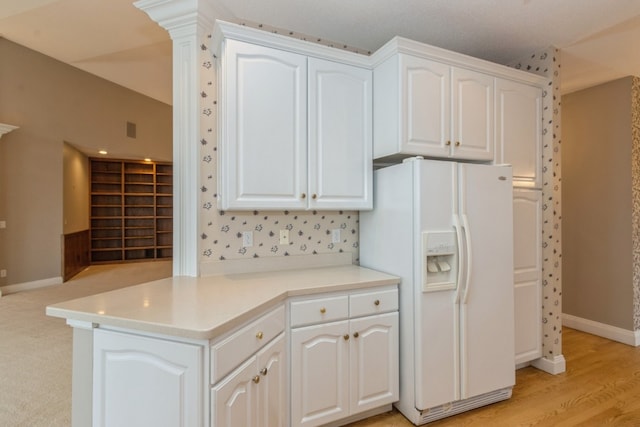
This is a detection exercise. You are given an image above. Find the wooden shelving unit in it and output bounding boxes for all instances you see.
[90,159,173,264]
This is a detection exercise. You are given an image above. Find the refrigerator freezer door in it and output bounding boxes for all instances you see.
[458,163,515,400]
[414,160,460,409]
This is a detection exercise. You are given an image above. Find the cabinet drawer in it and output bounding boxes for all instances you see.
[350,288,398,318]
[290,295,348,327]
[211,305,285,384]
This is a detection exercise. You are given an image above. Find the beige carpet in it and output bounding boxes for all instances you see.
[0,261,172,427]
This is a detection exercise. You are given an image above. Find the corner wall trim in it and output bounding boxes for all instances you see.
[530,355,566,375]
[1,276,62,295]
[562,313,640,347]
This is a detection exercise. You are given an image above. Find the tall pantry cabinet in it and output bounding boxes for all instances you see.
[495,79,544,365]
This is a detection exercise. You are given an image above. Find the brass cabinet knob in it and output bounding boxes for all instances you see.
[252,375,260,384]
[343,334,350,341]
[374,299,380,306]
[312,194,317,199]
[446,140,451,146]
[353,332,359,338]
[455,141,461,147]
[301,193,306,199]
[260,367,268,376]
[320,307,326,314]
[256,331,263,340]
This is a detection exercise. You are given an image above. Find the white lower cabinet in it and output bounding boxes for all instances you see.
[349,313,399,414]
[291,320,350,425]
[290,287,399,427]
[90,288,398,427]
[211,356,258,427]
[513,188,543,364]
[212,333,286,427]
[93,328,204,427]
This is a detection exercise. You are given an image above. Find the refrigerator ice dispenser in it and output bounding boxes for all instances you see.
[422,231,458,292]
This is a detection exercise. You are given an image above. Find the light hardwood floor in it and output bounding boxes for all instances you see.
[348,328,640,426]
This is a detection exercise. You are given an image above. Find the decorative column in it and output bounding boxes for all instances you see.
[0,124,18,139]
[135,0,216,276]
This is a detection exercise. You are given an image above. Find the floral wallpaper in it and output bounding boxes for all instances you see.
[198,33,360,265]
[511,48,563,361]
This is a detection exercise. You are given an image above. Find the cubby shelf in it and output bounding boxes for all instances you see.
[90,158,173,264]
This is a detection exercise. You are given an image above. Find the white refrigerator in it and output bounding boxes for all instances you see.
[360,157,515,424]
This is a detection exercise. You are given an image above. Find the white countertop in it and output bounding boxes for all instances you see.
[46,265,398,340]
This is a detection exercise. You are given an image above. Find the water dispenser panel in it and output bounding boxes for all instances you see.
[422,231,458,292]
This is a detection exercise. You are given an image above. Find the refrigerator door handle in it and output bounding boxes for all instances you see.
[453,214,464,304]
[461,213,473,305]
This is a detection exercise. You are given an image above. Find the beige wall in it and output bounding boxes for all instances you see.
[0,38,171,287]
[562,77,635,330]
[62,143,89,235]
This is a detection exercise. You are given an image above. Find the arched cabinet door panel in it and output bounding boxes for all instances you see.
[93,328,203,427]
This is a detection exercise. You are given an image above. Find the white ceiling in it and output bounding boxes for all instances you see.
[2,0,640,105]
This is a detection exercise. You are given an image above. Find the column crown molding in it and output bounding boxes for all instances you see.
[0,124,18,139]
[134,0,216,37]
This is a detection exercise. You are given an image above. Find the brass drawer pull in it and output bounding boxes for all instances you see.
[353,332,359,338]
[455,141,461,147]
[256,331,263,340]
[260,367,268,376]
[374,299,380,306]
[320,307,326,314]
[252,375,260,384]
[343,334,350,341]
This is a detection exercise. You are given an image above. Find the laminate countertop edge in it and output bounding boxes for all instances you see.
[46,265,399,341]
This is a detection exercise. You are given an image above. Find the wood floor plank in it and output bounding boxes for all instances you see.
[347,328,640,426]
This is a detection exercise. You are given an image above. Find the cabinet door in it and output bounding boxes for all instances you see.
[308,58,373,210]
[349,312,399,414]
[400,54,451,158]
[451,68,494,160]
[93,329,203,427]
[496,79,542,188]
[513,189,542,364]
[256,333,286,427]
[220,39,307,210]
[212,356,259,427]
[291,320,350,427]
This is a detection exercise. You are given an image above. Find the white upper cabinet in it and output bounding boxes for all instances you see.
[399,55,450,158]
[373,53,493,162]
[451,67,494,160]
[308,58,372,210]
[495,79,543,188]
[219,39,308,211]
[216,23,373,211]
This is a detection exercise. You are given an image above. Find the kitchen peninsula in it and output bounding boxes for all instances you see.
[46,263,399,426]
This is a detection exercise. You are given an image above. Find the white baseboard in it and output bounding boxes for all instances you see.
[562,313,640,346]
[0,276,63,296]
[530,355,566,375]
